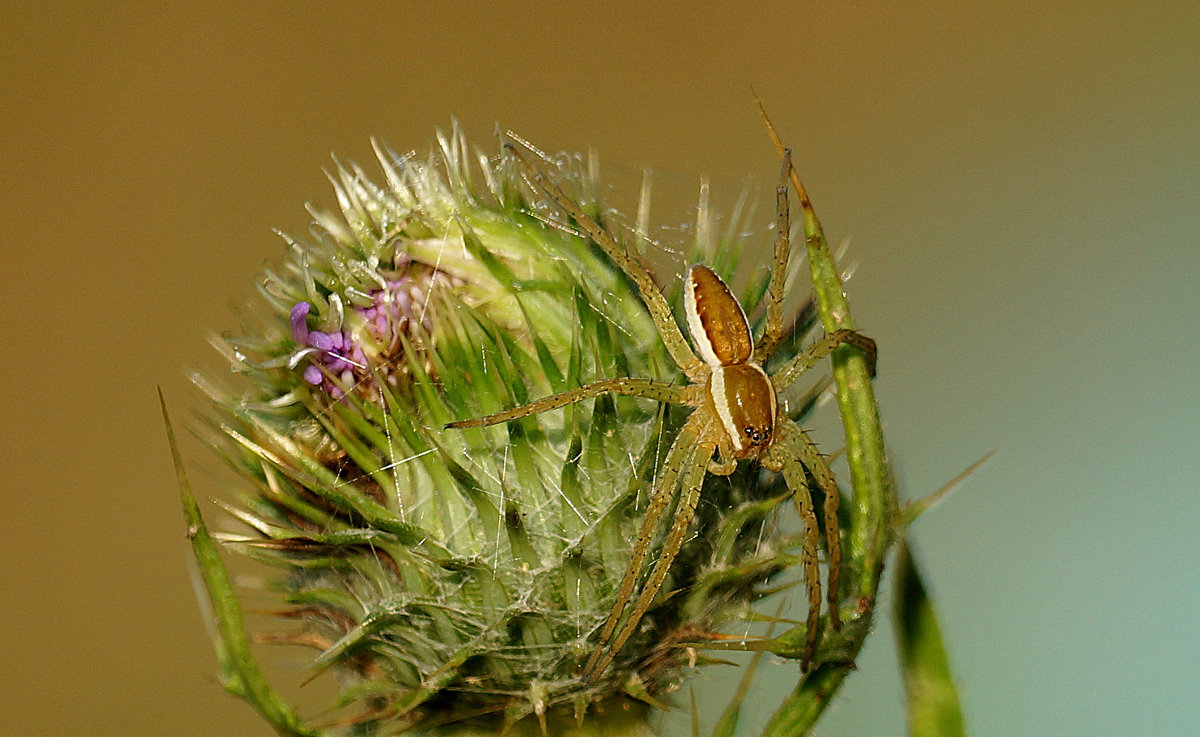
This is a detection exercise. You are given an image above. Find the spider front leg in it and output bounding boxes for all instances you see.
[583,419,716,682]
[504,140,705,381]
[707,440,739,476]
[754,149,794,363]
[771,328,877,391]
[444,377,688,429]
[765,419,845,670]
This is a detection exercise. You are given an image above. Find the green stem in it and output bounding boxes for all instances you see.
[755,103,895,736]
[796,192,890,599]
[759,661,854,737]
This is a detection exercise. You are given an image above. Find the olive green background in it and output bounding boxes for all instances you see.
[4,2,1197,735]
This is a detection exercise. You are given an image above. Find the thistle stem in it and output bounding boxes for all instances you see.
[755,101,895,736]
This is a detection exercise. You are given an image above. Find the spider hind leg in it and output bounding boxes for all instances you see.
[583,416,714,682]
[767,419,845,670]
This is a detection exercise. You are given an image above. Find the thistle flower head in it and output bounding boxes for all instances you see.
[193,124,830,734]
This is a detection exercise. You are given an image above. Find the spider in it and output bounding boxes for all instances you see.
[446,135,876,681]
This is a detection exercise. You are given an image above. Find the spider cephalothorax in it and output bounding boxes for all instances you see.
[447,138,876,681]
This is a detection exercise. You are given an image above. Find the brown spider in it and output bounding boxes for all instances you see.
[446,136,876,681]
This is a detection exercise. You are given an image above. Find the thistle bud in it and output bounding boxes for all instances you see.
[189,124,831,735]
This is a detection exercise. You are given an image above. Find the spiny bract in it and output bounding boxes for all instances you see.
[195,125,828,734]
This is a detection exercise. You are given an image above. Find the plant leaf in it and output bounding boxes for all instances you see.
[894,541,967,737]
[160,389,325,737]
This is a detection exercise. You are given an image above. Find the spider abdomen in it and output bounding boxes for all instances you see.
[684,264,753,366]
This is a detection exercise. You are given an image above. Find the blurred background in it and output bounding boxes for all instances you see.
[3,2,1197,735]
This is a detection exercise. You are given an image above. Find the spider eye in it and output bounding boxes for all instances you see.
[743,426,768,444]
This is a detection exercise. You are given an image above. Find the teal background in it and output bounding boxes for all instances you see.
[3,2,1197,735]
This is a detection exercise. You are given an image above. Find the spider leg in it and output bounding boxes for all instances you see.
[504,141,705,380]
[753,149,793,362]
[707,435,738,476]
[582,412,705,681]
[707,452,737,476]
[585,426,715,681]
[771,328,877,392]
[444,378,688,429]
[771,420,827,671]
[778,419,843,631]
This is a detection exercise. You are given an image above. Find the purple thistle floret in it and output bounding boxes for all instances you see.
[289,301,365,399]
[290,280,430,398]
[360,279,428,354]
